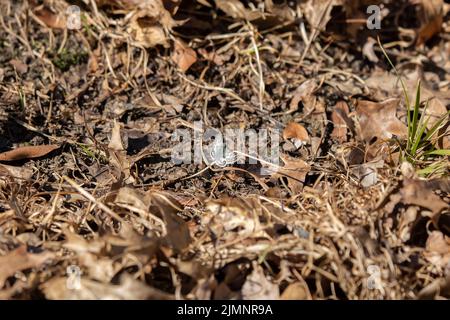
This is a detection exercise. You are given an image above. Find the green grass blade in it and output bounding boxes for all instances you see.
[423,149,450,156]
[416,162,447,176]
[422,110,450,142]
[377,37,410,119]
[411,81,421,147]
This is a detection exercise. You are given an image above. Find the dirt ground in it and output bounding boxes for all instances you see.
[0,0,449,300]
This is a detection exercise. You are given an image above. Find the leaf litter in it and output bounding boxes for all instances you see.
[0,0,449,300]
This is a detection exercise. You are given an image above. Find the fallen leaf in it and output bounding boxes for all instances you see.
[283,122,309,148]
[352,160,384,188]
[126,0,178,48]
[198,48,224,66]
[214,0,263,21]
[418,274,450,299]
[273,154,310,194]
[331,101,351,142]
[205,197,258,241]
[108,122,135,184]
[62,232,116,283]
[9,59,28,74]
[41,274,173,300]
[172,39,197,72]
[301,0,340,32]
[411,0,444,45]
[290,80,317,112]
[400,178,448,217]
[0,246,54,288]
[362,37,379,63]
[108,121,126,151]
[34,6,66,29]
[356,98,407,143]
[424,231,450,269]
[150,192,192,252]
[0,164,33,180]
[242,264,279,300]
[0,145,59,162]
[281,282,311,300]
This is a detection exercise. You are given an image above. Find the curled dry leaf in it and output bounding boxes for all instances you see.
[281,282,311,300]
[417,274,450,299]
[108,122,135,184]
[424,231,450,269]
[356,98,407,143]
[198,48,224,66]
[215,0,257,20]
[204,197,259,241]
[63,232,116,283]
[400,178,448,217]
[273,154,310,194]
[114,187,191,252]
[290,79,317,112]
[0,145,59,162]
[172,39,197,73]
[126,0,178,48]
[33,6,66,29]
[0,164,33,180]
[362,37,379,63]
[0,246,54,288]
[150,193,192,252]
[241,264,279,300]
[331,101,351,142]
[9,59,28,74]
[352,160,384,188]
[411,0,444,45]
[283,122,309,148]
[301,0,340,31]
[108,121,126,151]
[41,274,173,300]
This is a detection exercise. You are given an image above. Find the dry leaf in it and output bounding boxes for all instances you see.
[418,274,450,299]
[205,197,258,240]
[214,0,262,21]
[352,160,384,188]
[400,178,448,216]
[126,0,178,48]
[0,246,54,287]
[172,39,197,72]
[290,80,317,112]
[281,282,311,300]
[424,231,450,269]
[331,101,351,142]
[198,48,224,66]
[362,37,379,63]
[411,0,444,45]
[356,98,407,142]
[62,232,116,283]
[273,154,310,194]
[34,6,67,29]
[0,164,33,180]
[0,145,59,162]
[283,122,309,148]
[108,122,135,184]
[242,264,279,300]
[41,274,173,300]
[108,121,125,151]
[301,0,340,31]
[9,59,28,74]
[150,193,192,252]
